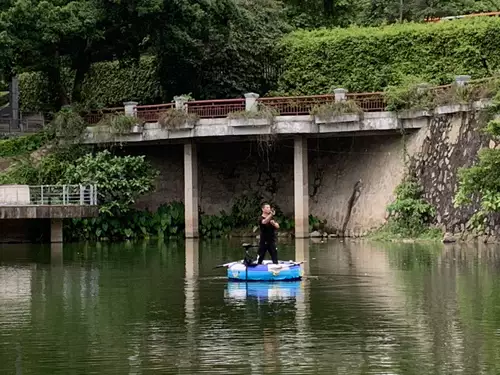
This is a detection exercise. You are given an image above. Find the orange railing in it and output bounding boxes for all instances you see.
[187,99,245,118]
[424,11,500,22]
[258,95,335,115]
[347,92,386,111]
[136,103,175,122]
[85,107,124,124]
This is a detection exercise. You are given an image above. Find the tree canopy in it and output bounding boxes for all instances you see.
[1,0,500,111]
[0,0,160,109]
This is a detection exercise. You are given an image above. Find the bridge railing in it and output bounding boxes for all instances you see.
[0,185,98,206]
[187,98,246,118]
[83,74,497,124]
[85,107,125,124]
[131,93,385,122]
[258,94,335,115]
[0,115,45,134]
[136,103,175,122]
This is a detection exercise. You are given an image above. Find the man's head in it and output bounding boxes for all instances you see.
[261,202,272,215]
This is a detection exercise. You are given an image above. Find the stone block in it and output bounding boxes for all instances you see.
[0,185,30,205]
[228,117,271,127]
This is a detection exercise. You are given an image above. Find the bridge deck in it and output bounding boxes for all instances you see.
[0,185,99,219]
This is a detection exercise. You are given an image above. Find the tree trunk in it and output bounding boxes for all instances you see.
[71,54,91,105]
[46,50,69,111]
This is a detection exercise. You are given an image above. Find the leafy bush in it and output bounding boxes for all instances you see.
[48,106,88,140]
[455,113,500,230]
[0,132,52,158]
[227,103,279,120]
[64,194,325,241]
[384,76,434,112]
[19,56,162,112]
[310,99,362,119]
[385,177,436,238]
[60,150,159,215]
[199,211,233,238]
[158,109,199,129]
[230,191,264,228]
[66,202,186,241]
[277,18,500,95]
[97,113,142,134]
[0,91,8,107]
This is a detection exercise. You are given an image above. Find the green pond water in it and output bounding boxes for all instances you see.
[1,238,500,374]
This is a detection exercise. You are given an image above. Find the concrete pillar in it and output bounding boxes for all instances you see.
[334,88,348,102]
[455,75,471,86]
[244,93,259,112]
[294,136,309,238]
[50,218,63,243]
[174,96,189,111]
[123,101,138,117]
[184,142,199,238]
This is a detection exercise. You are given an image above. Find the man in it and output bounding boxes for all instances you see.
[257,202,279,265]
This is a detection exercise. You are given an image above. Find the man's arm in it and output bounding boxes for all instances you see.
[270,220,279,229]
[261,213,273,224]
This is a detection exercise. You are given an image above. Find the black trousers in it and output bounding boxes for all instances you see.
[258,241,278,264]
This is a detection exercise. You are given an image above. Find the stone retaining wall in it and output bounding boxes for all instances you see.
[131,133,411,235]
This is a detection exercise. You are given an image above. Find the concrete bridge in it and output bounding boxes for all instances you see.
[0,184,99,243]
[80,75,481,239]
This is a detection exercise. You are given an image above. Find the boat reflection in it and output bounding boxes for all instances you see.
[224,281,303,303]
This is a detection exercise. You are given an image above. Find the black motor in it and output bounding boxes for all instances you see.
[242,243,258,267]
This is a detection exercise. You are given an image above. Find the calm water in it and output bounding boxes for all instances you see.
[1,238,500,374]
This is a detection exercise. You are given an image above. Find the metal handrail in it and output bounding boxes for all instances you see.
[0,184,98,206]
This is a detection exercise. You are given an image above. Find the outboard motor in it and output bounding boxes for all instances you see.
[242,243,259,267]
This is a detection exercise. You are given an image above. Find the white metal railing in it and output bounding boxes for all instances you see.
[0,184,98,206]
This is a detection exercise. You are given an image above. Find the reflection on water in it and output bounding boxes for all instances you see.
[2,239,500,373]
[224,281,303,302]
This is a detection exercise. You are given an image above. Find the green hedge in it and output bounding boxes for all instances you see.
[0,132,51,158]
[276,17,500,95]
[19,56,162,112]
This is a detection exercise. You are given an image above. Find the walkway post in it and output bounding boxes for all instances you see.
[184,141,199,238]
[294,135,309,238]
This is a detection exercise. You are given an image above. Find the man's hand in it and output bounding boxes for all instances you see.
[262,212,274,224]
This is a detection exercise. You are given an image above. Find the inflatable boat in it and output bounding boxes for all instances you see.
[225,260,303,281]
[215,243,304,282]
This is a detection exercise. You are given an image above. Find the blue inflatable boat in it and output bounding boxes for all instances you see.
[225,260,303,281]
[215,243,304,282]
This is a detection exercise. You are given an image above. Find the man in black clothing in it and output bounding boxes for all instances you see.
[257,202,280,264]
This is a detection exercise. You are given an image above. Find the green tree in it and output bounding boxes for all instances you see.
[60,150,158,215]
[284,0,363,28]
[0,0,160,110]
[153,0,290,100]
[455,104,500,230]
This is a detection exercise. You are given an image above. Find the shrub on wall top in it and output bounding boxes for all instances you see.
[19,55,162,112]
[276,17,500,95]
